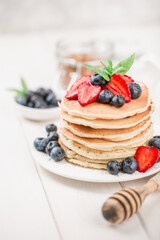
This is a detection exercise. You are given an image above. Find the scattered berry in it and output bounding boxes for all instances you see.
[122,157,138,174]
[47,131,59,141]
[50,146,65,161]
[148,137,160,150]
[90,73,106,87]
[107,161,121,175]
[16,96,27,106]
[78,82,101,106]
[103,74,131,103]
[112,95,125,107]
[46,123,57,133]
[135,146,159,172]
[66,75,91,100]
[128,82,142,99]
[122,75,134,83]
[45,141,60,155]
[34,138,48,151]
[98,90,113,104]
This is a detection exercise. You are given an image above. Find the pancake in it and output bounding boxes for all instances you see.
[61,117,152,141]
[60,132,149,160]
[61,104,153,129]
[59,123,153,151]
[66,158,107,170]
[61,82,150,119]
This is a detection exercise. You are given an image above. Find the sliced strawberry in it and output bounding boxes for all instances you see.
[78,83,101,106]
[66,75,91,100]
[135,146,159,173]
[122,75,134,83]
[103,74,131,103]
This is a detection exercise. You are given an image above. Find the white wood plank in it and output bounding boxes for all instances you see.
[21,117,149,240]
[122,177,160,240]
[0,92,61,240]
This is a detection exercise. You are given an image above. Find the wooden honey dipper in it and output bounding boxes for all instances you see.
[102,172,160,224]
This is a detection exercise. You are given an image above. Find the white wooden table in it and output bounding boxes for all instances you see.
[1,28,160,240]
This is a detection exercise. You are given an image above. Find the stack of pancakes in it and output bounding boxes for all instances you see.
[59,82,154,170]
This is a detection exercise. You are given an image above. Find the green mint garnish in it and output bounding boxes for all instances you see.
[8,77,28,98]
[84,53,135,81]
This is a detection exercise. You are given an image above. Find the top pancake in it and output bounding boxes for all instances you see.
[61,82,150,119]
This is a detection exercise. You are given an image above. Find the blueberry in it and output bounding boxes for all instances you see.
[30,95,43,104]
[35,87,46,98]
[27,101,34,108]
[107,161,121,175]
[128,82,142,99]
[45,93,57,105]
[46,124,57,133]
[148,137,160,150]
[26,90,34,101]
[112,95,125,107]
[45,88,53,97]
[34,137,48,151]
[122,157,138,174]
[90,73,107,87]
[45,141,60,155]
[48,103,58,108]
[16,96,27,106]
[47,131,59,141]
[50,146,65,161]
[34,100,48,109]
[98,90,113,104]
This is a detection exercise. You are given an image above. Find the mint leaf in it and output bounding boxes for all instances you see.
[8,88,26,97]
[100,61,111,75]
[113,53,135,75]
[107,59,113,72]
[21,78,28,93]
[84,64,110,81]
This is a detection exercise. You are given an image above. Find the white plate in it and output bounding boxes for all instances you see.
[33,147,160,182]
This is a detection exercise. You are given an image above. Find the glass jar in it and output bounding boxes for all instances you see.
[55,39,114,89]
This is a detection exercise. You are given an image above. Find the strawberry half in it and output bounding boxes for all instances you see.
[66,75,91,100]
[103,74,131,103]
[78,83,101,106]
[135,146,159,173]
[122,75,134,83]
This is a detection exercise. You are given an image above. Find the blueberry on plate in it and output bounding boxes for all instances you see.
[34,137,48,151]
[90,73,107,87]
[45,93,57,105]
[50,146,65,161]
[107,161,121,175]
[45,141,60,155]
[46,123,57,133]
[128,82,142,99]
[16,96,27,106]
[122,157,138,174]
[35,87,46,98]
[98,90,113,104]
[47,131,59,141]
[27,101,34,108]
[112,95,125,107]
[148,136,160,150]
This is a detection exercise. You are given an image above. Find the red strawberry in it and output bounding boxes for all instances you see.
[122,75,134,83]
[78,83,101,106]
[103,74,131,103]
[135,146,159,173]
[66,75,91,100]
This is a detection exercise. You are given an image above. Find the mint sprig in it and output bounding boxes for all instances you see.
[8,77,28,98]
[84,53,135,81]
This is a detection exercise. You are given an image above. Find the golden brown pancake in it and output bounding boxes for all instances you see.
[61,104,153,129]
[62,117,152,141]
[61,82,150,119]
[59,123,153,151]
